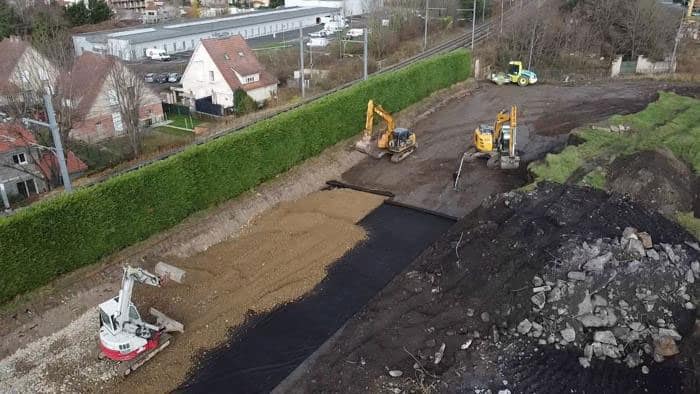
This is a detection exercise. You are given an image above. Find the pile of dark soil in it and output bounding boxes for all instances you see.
[289,183,699,393]
[607,149,699,217]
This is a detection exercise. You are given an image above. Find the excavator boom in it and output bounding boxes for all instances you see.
[355,100,416,162]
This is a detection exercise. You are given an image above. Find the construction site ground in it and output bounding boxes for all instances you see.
[0,79,699,393]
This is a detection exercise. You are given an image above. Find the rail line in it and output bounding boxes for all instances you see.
[35,2,531,199]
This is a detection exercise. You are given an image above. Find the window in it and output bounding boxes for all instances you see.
[172,43,176,52]
[191,39,195,48]
[245,76,255,83]
[107,89,118,105]
[209,70,215,82]
[12,153,27,165]
[16,179,37,198]
[182,41,186,49]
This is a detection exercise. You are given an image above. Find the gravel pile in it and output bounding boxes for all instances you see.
[498,227,698,374]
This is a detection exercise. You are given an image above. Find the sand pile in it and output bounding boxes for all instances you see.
[0,188,384,393]
[115,188,385,393]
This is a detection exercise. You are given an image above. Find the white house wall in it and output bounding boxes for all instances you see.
[247,84,277,103]
[181,43,235,108]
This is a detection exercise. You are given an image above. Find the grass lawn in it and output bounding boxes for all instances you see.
[527,92,700,238]
[163,113,201,130]
[529,92,700,184]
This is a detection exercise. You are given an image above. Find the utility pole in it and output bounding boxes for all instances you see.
[423,0,429,51]
[482,0,487,21]
[670,11,685,73]
[363,27,368,80]
[471,0,477,49]
[22,95,72,193]
[299,27,305,98]
[500,0,504,35]
[528,22,536,69]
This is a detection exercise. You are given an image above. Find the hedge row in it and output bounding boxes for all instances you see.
[0,49,472,303]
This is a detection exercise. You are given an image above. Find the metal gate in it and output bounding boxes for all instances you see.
[194,96,223,117]
[620,60,637,75]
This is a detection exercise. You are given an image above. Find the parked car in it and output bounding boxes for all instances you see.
[309,30,328,38]
[345,28,365,39]
[167,72,181,83]
[155,73,169,83]
[144,73,156,83]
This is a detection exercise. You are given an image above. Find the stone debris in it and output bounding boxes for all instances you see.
[567,271,587,281]
[388,370,403,378]
[517,319,533,335]
[434,343,446,364]
[481,312,491,322]
[485,227,697,374]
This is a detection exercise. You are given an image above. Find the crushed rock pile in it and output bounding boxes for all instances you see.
[501,227,698,374]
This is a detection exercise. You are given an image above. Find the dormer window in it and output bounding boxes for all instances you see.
[238,51,244,57]
[224,54,229,60]
[245,76,255,83]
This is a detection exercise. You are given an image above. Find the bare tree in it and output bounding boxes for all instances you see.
[106,61,146,157]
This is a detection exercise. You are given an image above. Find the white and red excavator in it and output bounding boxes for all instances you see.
[98,263,185,375]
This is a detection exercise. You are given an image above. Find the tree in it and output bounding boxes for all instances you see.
[87,0,111,24]
[189,0,200,18]
[107,62,147,157]
[0,0,20,38]
[65,1,89,26]
[269,0,284,7]
[233,89,257,115]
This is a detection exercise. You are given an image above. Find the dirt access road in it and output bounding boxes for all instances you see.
[342,80,699,218]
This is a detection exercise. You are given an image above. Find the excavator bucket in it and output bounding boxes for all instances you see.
[355,136,387,159]
[155,262,186,284]
[500,156,520,170]
[150,307,184,333]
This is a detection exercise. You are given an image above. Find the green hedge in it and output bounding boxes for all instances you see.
[0,49,471,303]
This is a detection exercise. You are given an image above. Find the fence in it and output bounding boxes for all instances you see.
[162,102,191,117]
[532,67,611,83]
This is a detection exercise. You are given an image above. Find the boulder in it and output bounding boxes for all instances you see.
[658,328,681,341]
[622,227,638,239]
[594,330,617,345]
[637,232,653,249]
[654,336,679,357]
[560,327,576,343]
[567,271,588,281]
[626,239,645,257]
[577,291,594,315]
[646,249,660,261]
[517,319,533,334]
[686,269,695,284]
[531,292,546,309]
[584,252,613,272]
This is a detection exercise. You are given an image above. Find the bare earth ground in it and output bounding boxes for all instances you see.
[1,79,699,392]
[342,80,700,217]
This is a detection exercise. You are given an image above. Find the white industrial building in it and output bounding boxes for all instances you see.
[72,6,339,61]
[285,0,379,16]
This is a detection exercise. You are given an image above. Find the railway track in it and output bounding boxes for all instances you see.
[35,2,532,201]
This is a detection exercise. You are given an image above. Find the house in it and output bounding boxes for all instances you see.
[0,37,59,106]
[64,52,164,143]
[181,35,277,115]
[0,123,87,204]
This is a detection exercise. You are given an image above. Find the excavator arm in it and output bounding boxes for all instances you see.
[509,105,517,158]
[116,266,162,330]
[362,100,396,149]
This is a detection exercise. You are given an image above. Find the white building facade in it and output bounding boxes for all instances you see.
[285,0,377,16]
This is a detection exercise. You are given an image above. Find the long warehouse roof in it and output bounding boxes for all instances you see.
[76,7,338,45]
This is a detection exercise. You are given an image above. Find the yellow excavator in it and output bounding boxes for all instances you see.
[454,106,520,188]
[355,100,417,163]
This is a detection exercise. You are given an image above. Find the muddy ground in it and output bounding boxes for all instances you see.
[1,79,699,393]
[342,81,700,218]
[289,183,699,393]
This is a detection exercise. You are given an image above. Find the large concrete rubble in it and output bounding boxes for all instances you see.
[500,227,697,373]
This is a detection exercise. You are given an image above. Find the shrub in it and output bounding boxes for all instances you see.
[0,49,472,303]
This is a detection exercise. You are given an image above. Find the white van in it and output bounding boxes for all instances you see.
[345,28,364,39]
[307,37,329,48]
[146,48,171,61]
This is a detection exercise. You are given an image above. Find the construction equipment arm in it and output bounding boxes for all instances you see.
[117,266,162,329]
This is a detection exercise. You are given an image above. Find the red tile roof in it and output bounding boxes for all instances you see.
[0,37,28,88]
[37,150,88,178]
[201,35,277,93]
[0,123,38,153]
